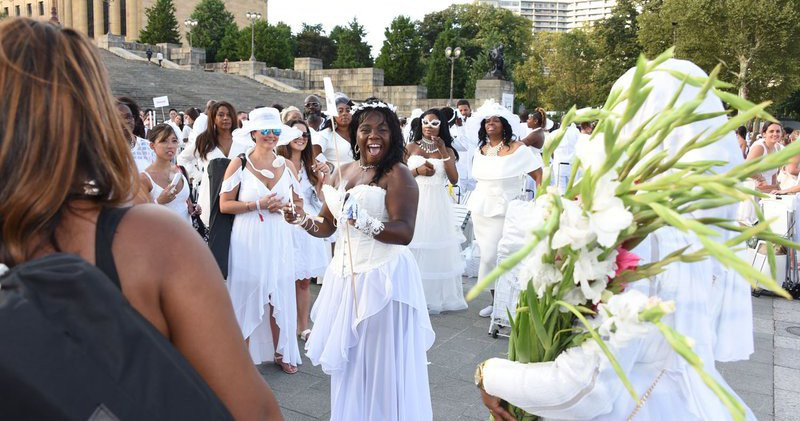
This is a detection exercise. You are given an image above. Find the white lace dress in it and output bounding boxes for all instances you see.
[292,165,329,280]
[222,163,301,366]
[306,184,435,421]
[407,155,468,314]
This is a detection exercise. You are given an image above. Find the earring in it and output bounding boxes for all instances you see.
[83,179,100,196]
[354,144,361,155]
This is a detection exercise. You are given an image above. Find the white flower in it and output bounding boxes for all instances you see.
[597,289,651,347]
[518,241,562,297]
[575,132,607,173]
[589,171,633,248]
[572,247,617,304]
[552,199,595,250]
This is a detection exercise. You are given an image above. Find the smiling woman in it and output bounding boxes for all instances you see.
[286,99,435,420]
[138,123,196,224]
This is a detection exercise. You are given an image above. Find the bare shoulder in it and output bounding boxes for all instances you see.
[382,162,415,189]
[284,159,299,177]
[508,141,525,153]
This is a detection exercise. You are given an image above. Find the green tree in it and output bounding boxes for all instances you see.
[216,22,242,61]
[638,0,800,103]
[425,27,467,99]
[188,0,237,63]
[375,16,424,85]
[775,91,800,120]
[138,0,181,45]
[330,18,373,68]
[514,30,599,111]
[295,23,336,68]
[590,0,643,104]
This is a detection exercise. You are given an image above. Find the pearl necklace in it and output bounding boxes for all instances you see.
[484,142,503,156]
[419,137,438,154]
[359,162,376,171]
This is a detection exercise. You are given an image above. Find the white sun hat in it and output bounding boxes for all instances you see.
[232,107,302,146]
[464,99,526,141]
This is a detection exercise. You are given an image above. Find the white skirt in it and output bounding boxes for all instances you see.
[292,226,329,280]
[306,250,435,421]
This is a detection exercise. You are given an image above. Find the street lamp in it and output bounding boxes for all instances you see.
[246,11,262,62]
[445,46,462,106]
[184,18,197,49]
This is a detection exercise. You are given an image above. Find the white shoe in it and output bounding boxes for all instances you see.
[479,305,493,318]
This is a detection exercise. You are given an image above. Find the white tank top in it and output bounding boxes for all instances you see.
[142,171,192,223]
[751,139,778,183]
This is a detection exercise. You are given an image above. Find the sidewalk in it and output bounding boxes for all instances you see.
[262,279,800,420]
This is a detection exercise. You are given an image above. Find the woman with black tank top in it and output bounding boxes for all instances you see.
[0,19,283,420]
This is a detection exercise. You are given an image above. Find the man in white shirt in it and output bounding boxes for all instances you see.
[117,101,155,172]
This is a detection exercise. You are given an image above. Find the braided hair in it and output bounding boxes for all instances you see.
[412,108,459,160]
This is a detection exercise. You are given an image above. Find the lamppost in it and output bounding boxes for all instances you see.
[184,18,197,49]
[445,46,462,106]
[246,11,262,62]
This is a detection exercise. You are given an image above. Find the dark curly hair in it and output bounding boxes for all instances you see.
[195,101,238,161]
[348,101,406,185]
[477,115,514,149]
[412,108,459,161]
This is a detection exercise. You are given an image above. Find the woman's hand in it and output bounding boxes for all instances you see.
[156,187,177,204]
[282,201,305,224]
[188,202,202,216]
[312,161,330,175]
[258,193,283,213]
[415,161,436,177]
[480,388,515,421]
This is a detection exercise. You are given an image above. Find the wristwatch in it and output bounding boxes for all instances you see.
[474,361,486,390]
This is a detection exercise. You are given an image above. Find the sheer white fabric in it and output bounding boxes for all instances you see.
[224,165,301,366]
[407,155,468,314]
[141,171,191,223]
[481,58,756,420]
[131,137,156,172]
[292,165,329,280]
[307,185,435,421]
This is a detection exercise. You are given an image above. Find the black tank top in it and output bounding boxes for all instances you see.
[94,207,131,289]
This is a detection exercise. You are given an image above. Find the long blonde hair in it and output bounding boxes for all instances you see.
[0,18,137,265]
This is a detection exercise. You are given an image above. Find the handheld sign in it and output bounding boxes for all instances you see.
[153,96,169,108]
[323,77,337,115]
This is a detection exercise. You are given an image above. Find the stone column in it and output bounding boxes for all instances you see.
[92,0,104,38]
[130,0,140,40]
[109,0,121,35]
[74,0,88,35]
[63,0,73,26]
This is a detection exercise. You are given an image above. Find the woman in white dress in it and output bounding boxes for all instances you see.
[478,58,756,421]
[746,122,783,191]
[277,118,331,342]
[311,93,355,169]
[407,108,468,314]
[220,107,303,374]
[468,110,543,317]
[178,101,251,227]
[286,100,435,420]
[138,124,198,224]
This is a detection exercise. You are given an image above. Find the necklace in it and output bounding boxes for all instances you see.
[419,137,438,154]
[246,155,275,179]
[484,142,503,156]
[359,162,376,171]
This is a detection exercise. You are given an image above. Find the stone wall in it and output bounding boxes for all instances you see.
[307,68,384,101]
[98,34,205,66]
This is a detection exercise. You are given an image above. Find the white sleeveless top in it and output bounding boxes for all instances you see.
[142,171,191,223]
[750,139,778,183]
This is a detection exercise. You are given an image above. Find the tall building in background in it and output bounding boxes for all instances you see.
[0,0,268,43]
[479,0,616,32]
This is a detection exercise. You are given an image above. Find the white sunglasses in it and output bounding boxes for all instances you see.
[421,119,441,128]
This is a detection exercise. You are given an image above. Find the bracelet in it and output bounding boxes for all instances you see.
[256,200,261,212]
[353,212,385,237]
[413,168,419,177]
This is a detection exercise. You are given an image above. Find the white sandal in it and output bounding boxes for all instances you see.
[299,329,311,342]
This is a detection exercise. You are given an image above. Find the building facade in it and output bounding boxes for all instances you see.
[480,0,616,32]
[0,0,268,43]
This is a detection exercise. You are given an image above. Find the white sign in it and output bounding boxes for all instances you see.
[501,93,514,112]
[153,96,169,108]
[323,77,337,115]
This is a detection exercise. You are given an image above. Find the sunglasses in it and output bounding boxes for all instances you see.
[295,133,311,139]
[259,128,282,136]
[421,119,441,128]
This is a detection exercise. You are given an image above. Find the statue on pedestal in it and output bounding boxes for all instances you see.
[485,44,505,80]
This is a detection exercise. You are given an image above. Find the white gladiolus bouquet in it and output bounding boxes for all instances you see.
[467,49,799,421]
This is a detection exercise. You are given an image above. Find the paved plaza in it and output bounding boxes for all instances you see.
[261,277,800,421]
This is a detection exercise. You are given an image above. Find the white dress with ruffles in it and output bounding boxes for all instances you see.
[292,165,329,280]
[306,184,435,421]
[407,155,468,313]
[222,163,302,366]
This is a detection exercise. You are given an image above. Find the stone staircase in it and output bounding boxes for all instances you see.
[102,50,308,115]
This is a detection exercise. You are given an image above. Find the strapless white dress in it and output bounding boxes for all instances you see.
[407,155,468,314]
[306,184,435,421]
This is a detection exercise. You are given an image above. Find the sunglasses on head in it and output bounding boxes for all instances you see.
[259,128,282,136]
[421,119,441,128]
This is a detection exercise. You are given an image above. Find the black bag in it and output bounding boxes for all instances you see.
[179,165,208,241]
[0,253,234,420]
[207,153,246,279]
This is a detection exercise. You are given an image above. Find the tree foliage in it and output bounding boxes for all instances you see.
[375,16,424,86]
[295,24,336,68]
[591,0,642,105]
[188,0,237,63]
[426,28,468,99]
[138,0,181,45]
[330,18,373,69]
[637,0,800,103]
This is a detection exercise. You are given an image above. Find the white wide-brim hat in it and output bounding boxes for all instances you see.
[232,107,302,146]
[464,99,525,141]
